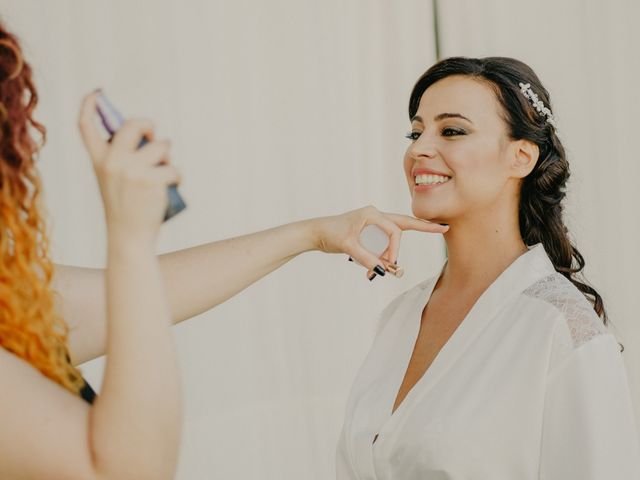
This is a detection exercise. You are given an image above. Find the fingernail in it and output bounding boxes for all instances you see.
[369,273,377,281]
[373,265,386,277]
[387,264,404,277]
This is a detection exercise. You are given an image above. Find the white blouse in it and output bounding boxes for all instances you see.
[336,243,640,479]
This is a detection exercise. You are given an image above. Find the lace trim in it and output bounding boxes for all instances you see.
[523,272,607,349]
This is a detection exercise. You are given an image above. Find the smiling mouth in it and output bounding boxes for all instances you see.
[414,173,452,186]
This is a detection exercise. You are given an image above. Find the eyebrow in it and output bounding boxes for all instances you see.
[411,113,474,124]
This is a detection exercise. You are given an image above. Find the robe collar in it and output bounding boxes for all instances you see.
[358,242,558,478]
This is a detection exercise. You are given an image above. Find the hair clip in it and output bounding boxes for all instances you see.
[519,82,557,129]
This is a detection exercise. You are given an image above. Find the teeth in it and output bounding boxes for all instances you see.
[415,174,451,185]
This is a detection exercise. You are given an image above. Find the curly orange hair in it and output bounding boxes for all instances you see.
[0,20,84,395]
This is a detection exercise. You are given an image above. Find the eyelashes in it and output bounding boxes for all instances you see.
[404,127,467,141]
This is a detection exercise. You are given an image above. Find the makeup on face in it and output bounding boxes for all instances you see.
[95,91,187,222]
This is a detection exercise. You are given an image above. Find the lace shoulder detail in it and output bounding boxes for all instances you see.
[523,272,607,349]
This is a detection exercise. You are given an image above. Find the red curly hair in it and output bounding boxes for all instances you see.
[0,19,84,395]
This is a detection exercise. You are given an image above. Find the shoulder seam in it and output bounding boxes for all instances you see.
[546,332,617,382]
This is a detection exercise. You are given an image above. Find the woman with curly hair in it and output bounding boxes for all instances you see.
[0,19,447,479]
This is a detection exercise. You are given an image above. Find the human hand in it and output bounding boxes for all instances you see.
[311,205,449,280]
[78,90,181,248]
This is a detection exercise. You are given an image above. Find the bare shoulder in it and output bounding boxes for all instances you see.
[0,347,98,480]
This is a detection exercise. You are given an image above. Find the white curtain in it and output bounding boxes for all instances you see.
[438,0,640,442]
[0,1,439,478]
[1,0,638,477]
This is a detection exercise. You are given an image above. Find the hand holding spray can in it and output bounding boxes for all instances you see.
[95,92,187,221]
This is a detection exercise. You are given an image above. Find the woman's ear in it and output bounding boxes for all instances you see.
[511,139,539,179]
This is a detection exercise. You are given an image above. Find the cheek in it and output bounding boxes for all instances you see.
[455,161,505,202]
[443,143,479,173]
[403,152,413,182]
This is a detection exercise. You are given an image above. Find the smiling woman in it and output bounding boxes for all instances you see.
[403,61,611,331]
[336,56,640,480]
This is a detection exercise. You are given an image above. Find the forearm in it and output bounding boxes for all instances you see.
[90,237,181,480]
[159,217,319,324]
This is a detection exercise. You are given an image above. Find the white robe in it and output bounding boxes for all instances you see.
[336,243,640,479]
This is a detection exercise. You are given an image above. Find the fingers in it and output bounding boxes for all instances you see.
[357,216,401,281]
[137,141,180,184]
[137,139,172,167]
[78,89,159,167]
[349,207,448,282]
[380,211,449,233]
[130,141,181,185]
[365,251,396,281]
[147,163,182,187]
[111,118,155,153]
[349,241,388,280]
[78,90,108,162]
[93,127,177,183]
[366,216,402,265]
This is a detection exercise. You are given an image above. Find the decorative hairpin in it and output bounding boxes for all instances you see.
[519,82,557,129]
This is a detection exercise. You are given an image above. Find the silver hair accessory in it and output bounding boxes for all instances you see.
[519,82,557,129]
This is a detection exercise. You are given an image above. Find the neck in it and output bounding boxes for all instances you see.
[436,201,529,295]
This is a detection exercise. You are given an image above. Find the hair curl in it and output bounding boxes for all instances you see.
[0,19,85,394]
[408,56,623,353]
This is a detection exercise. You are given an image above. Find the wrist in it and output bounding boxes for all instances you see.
[107,230,156,256]
[301,217,326,253]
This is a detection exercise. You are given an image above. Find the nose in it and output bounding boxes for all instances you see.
[408,133,437,161]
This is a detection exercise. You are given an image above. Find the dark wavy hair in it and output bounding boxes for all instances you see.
[408,56,623,353]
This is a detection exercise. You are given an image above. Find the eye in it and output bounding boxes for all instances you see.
[404,131,421,141]
[405,128,467,141]
[442,127,466,137]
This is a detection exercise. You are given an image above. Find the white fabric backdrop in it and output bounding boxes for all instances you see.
[438,0,640,441]
[0,0,637,477]
[0,1,440,478]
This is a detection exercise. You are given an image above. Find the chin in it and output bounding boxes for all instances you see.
[413,212,445,224]
[411,205,446,223]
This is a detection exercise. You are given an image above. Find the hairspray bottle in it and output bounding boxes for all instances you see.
[95,92,187,221]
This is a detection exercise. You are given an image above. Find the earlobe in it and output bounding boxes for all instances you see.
[513,140,539,178]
